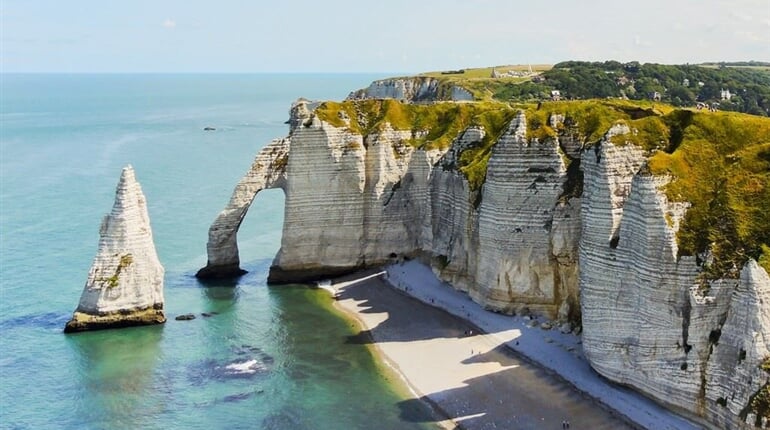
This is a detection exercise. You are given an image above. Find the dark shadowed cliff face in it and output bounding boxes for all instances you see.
[201,94,770,429]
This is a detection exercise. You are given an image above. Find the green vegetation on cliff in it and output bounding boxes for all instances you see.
[648,112,770,277]
[415,61,770,117]
[315,99,516,189]
[317,96,769,275]
[523,99,769,277]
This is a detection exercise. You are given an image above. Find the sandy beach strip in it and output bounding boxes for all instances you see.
[327,266,674,430]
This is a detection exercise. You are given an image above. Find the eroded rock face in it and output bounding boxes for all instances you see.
[579,129,770,428]
[473,113,579,317]
[65,166,165,333]
[706,260,770,428]
[203,103,769,427]
[195,138,289,279]
[206,107,582,321]
[347,77,473,102]
[268,116,366,282]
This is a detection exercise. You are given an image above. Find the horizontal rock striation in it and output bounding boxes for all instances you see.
[347,76,473,102]
[203,96,769,428]
[473,112,581,318]
[579,127,770,429]
[205,103,584,318]
[196,137,289,279]
[268,114,367,282]
[65,166,165,333]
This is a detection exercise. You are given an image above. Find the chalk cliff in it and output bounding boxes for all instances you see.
[65,166,165,332]
[348,76,474,102]
[196,137,289,278]
[201,94,769,428]
[579,130,770,428]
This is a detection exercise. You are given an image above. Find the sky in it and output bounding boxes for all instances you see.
[1,0,769,73]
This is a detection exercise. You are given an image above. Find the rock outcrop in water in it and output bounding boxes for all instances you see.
[195,137,289,279]
[65,166,165,333]
[201,88,770,428]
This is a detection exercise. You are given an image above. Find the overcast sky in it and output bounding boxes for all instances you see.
[2,0,769,73]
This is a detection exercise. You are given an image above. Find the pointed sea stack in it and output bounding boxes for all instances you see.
[64,166,165,333]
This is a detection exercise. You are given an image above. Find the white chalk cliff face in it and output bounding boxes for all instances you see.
[473,113,581,319]
[196,138,289,278]
[65,166,165,332]
[202,100,769,428]
[347,77,474,102]
[579,128,770,429]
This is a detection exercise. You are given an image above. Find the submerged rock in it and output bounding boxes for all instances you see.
[64,166,165,333]
[175,313,196,321]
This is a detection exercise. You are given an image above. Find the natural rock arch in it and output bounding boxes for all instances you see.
[195,138,289,279]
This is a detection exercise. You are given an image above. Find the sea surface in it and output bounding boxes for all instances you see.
[0,74,439,429]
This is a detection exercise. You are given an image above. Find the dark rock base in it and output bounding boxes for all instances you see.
[195,263,247,279]
[267,264,365,284]
[64,307,166,333]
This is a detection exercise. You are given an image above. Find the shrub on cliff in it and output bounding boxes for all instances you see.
[316,98,770,276]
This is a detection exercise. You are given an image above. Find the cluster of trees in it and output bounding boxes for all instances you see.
[492,61,770,116]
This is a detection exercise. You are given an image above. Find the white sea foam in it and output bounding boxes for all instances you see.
[225,359,262,374]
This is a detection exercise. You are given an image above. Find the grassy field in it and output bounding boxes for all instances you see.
[420,64,552,79]
[699,63,770,71]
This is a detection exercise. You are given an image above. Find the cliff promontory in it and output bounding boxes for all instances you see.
[65,166,165,333]
[200,77,769,428]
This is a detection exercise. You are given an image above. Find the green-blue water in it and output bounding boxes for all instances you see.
[0,74,437,429]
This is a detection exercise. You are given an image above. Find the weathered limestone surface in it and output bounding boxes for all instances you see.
[707,260,770,428]
[203,99,769,428]
[347,77,473,102]
[207,105,583,318]
[65,166,165,333]
[268,115,366,282]
[579,128,770,428]
[196,138,289,278]
[474,112,580,317]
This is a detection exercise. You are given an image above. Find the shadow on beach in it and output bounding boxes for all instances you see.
[338,275,479,345]
[334,273,632,430]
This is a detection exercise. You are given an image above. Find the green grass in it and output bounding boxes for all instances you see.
[315,99,516,190]
[522,99,673,147]
[100,253,133,288]
[648,112,770,277]
[317,98,770,275]
[420,64,552,79]
[406,65,555,101]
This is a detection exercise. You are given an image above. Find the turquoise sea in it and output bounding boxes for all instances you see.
[0,74,439,429]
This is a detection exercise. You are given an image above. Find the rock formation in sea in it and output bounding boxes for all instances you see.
[200,78,769,428]
[65,166,165,333]
[195,137,289,279]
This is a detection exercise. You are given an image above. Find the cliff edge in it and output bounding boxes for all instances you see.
[200,85,769,428]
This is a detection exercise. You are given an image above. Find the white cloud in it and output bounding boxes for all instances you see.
[162,19,176,29]
[730,11,753,22]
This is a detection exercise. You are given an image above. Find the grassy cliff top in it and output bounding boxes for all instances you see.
[521,100,769,276]
[419,64,553,79]
[647,111,770,277]
[314,98,770,274]
[383,61,770,116]
[315,99,517,190]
